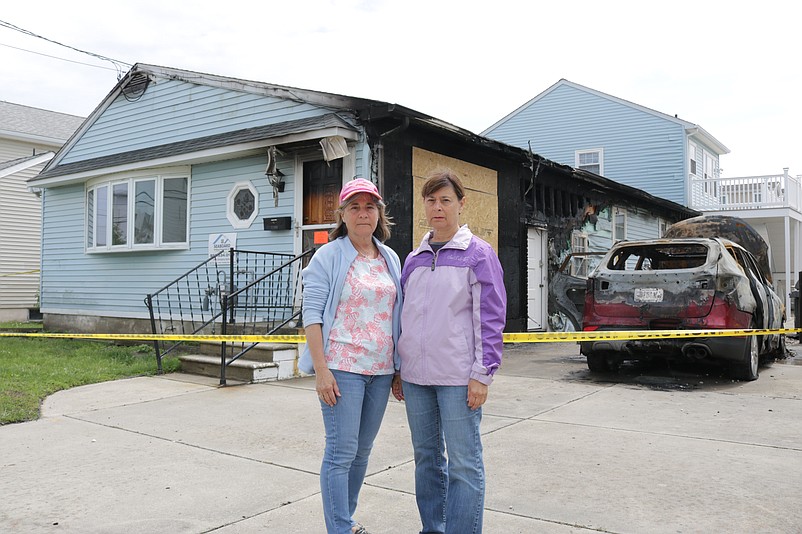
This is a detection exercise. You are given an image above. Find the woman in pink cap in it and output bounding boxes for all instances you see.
[299,178,403,534]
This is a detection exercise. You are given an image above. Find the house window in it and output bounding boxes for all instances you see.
[612,207,627,242]
[658,218,669,238]
[86,169,189,252]
[570,230,590,277]
[703,152,718,180]
[226,181,260,229]
[703,151,719,196]
[688,141,698,176]
[576,149,603,175]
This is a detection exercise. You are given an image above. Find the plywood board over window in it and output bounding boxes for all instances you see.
[411,147,499,251]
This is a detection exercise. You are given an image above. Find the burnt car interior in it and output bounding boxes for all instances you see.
[606,244,709,271]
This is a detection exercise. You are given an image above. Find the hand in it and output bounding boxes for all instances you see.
[467,379,488,410]
[392,374,404,401]
[316,368,340,406]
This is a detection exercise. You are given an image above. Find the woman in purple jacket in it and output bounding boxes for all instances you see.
[393,170,507,534]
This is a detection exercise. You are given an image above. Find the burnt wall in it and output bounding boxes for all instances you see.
[374,124,529,333]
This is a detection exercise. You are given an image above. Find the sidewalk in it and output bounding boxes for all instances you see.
[2,342,802,533]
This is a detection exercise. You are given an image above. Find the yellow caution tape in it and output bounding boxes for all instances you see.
[0,269,40,277]
[503,328,801,343]
[0,332,308,343]
[0,329,799,344]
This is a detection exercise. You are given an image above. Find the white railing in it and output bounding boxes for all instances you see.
[689,168,801,212]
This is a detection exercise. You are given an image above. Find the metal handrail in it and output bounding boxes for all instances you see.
[144,248,311,375]
[219,248,314,385]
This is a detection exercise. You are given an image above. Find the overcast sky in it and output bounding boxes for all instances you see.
[1,0,798,178]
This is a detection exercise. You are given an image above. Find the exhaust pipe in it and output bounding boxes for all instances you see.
[683,343,711,360]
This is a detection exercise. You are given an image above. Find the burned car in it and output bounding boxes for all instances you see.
[580,238,785,380]
[549,252,605,331]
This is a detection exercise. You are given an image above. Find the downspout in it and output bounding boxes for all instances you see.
[372,116,409,191]
[525,141,541,223]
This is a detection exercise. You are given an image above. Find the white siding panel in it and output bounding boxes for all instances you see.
[63,81,329,164]
[0,161,44,309]
[0,138,59,161]
[485,83,687,205]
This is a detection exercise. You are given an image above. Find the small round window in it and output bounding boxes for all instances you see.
[226,181,259,228]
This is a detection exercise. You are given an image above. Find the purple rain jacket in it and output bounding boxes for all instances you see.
[397,225,507,386]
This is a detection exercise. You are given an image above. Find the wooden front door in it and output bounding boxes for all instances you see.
[301,159,343,250]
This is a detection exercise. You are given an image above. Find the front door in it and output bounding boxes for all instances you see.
[299,159,343,252]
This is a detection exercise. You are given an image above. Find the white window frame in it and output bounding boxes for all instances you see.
[658,218,669,238]
[612,207,627,243]
[703,150,719,196]
[85,167,190,253]
[575,148,604,175]
[703,151,717,179]
[226,181,259,229]
[570,230,590,277]
[688,141,698,176]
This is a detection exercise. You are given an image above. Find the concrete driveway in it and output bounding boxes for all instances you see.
[2,340,801,533]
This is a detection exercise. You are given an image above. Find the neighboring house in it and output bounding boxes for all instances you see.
[0,101,84,321]
[689,167,802,317]
[30,64,694,338]
[482,79,799,318]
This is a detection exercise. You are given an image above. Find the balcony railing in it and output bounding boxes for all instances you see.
[689,169,801,212]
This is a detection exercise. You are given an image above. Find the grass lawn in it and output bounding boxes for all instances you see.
[0,336,180,425]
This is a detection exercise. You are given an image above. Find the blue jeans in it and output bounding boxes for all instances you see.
[402,381,485,534]
[320,370,393,534]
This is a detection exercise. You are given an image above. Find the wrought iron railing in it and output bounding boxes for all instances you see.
[218,248,314,384]
[145,248,313,379]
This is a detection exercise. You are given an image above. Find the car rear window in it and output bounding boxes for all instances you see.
[606,244,709,271]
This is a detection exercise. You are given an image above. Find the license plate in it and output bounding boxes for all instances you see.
[634,288,664,303]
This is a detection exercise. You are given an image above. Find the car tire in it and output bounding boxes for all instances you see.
[731,329,759,381]
[587,352,610,372]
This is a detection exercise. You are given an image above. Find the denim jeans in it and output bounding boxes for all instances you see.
[320,370,393,534]
[402,381,485,534]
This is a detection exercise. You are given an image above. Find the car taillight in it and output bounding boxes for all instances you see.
[583,325,600,331]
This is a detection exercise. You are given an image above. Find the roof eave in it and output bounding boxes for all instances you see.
[29,125,359,188]
[0,152,55,179]
[686,126,730,155]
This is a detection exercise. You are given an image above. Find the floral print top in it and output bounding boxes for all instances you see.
[326,254,397,375]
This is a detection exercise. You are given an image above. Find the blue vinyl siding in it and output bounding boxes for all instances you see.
[62,80,327,164]
[40,147,371,317]
[626,208,662,241]
[485,83,687,205]
[40,154,300,318]
[582,206,663,254]
[40,70,374,320]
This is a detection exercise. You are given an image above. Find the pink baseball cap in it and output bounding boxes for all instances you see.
[339,178,382,203]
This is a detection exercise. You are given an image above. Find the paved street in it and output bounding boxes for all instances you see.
[1,340,801,533]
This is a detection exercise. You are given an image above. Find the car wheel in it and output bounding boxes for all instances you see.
[587,352,610,372]
[731,330,759,381]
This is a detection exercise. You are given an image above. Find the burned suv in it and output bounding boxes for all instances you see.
[580,238,785,380]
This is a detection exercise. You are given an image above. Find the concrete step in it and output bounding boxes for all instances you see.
[179,352,296,383]
[192,341,298,364]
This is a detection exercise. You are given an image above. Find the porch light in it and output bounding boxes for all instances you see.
[265,146,285,207]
